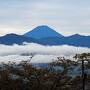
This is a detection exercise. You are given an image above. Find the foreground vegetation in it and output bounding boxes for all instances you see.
[0,53,90,90]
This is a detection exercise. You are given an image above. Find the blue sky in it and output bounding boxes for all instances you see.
[0,0,90,36]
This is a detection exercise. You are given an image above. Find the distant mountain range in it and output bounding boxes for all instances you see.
[0,25,90,48]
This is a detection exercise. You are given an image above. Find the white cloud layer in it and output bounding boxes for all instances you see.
[0,43,90,63]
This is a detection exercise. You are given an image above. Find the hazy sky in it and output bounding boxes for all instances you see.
[0,0,90,36]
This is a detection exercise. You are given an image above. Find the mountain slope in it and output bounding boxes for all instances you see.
[24,25,63,39]
[65,34,90,47]
[0,34,38,45]
[38,34,90,47]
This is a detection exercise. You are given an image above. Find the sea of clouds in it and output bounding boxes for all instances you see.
[0,43,90,63]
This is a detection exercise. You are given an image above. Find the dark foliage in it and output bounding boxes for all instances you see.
[0,54,90,90]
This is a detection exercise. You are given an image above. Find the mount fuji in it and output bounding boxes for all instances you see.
[24,25,63,39]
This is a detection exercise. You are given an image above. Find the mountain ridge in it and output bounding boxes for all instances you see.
[0,25,90,48]
[0,33,38,45]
